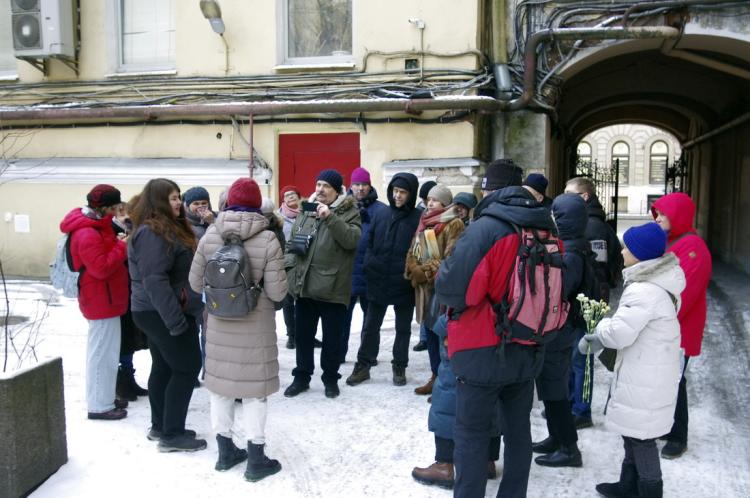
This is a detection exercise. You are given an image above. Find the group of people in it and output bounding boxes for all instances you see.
[59,157,711,496]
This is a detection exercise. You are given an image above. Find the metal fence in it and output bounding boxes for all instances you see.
[574,158,620,229]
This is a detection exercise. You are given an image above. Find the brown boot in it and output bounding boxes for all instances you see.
[411,461,454,489]
[414,374,436,395]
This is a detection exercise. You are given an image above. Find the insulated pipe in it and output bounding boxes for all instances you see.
[0,96,502,123]
[501,26,681,111]
[681,111,750,149]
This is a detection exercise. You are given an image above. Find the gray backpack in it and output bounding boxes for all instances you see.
[204,233,261,318]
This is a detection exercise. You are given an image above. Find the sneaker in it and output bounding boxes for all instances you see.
[346,363,371,386]
[661,440,687,459]
[286,336,295,349]
[392,365,406,386]
[412,341,427,352]
[158,434,208,453]
[574,416,593,430]
[283,380,310,397]
[324,383,340,399]
[88,408,127,421]
[147,427,197,441]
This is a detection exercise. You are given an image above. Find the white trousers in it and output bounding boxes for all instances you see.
[210,392,268,444]
[86,316,121,413]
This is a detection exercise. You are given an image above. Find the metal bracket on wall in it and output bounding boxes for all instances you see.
[17,55,79,76]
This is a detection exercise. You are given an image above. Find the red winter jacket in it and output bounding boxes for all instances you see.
[652,193,712,356]
[60,207,129,320]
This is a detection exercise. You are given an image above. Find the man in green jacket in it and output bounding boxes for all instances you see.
[284,169,362,399]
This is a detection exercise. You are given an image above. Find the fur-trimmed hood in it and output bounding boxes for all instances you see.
[306,192,356,212]
[623,252,686,308]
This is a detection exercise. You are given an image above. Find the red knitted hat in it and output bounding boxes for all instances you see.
[280,185,300,198]
[87,184,122,208]
[227,178,262,209]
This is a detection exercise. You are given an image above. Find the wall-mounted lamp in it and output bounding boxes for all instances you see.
[200,0,225,35]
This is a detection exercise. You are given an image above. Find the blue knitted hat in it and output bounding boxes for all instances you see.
[316,169,343,192]
[623,222,667,262]
[183,186,210,206]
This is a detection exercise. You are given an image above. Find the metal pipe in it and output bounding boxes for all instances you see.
[0,96,501,123]
[623,0,731,27]
[248,113,253,178]
[660,38,750,81]
[682,111,750,149]
[501,26,681,111]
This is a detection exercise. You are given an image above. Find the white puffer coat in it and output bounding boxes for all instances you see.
[594,252,686,440]
[189,211,288,399]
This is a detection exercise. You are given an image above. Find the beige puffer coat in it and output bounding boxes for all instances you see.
[189,210,288,399]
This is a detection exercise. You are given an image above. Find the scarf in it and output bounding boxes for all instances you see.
[280,203,300,219]
[417,206,459,234]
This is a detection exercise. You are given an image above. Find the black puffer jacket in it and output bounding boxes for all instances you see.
[364,173,422,306]
[585,194,623,293]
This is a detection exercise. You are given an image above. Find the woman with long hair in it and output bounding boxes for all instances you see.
[128,178,206,452]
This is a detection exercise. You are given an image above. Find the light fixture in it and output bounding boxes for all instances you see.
[200,0,225,35]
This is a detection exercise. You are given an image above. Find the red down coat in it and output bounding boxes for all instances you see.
[60,207,129,320]
[652,193,712,357]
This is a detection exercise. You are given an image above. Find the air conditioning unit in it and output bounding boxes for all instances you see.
[12,0,75,58]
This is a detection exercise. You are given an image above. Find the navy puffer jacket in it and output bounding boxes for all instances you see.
[364,173,422,306]
[350,187,387,296]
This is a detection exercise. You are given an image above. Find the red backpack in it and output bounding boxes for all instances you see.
[493,226,569,346]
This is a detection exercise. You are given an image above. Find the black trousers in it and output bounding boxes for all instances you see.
[426,325,441,376]
[454,378,534,498]
[623,436,661,482]
[282,293,295,338]
[292,297,345,385]
[340,294,368,364]
[132,311,201,439]
[543,399,578,446]
[666,356,689,444]
[435,435,501,464]
[356,300,414,368]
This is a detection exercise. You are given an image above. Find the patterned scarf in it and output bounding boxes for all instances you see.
[280,203,300,219]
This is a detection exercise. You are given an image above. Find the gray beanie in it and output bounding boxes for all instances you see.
[427,185,453,207]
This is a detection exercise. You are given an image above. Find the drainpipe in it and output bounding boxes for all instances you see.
[500,26,681,111]
[682,111,750,149]
[247,113,253,178]
[660,37,750,81]
[0,96,501,122]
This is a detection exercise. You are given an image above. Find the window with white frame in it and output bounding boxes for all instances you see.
[283,0,353,65]
[612,141,630,185]
[649,140,668,185]
[0,0,17,78]
[577,141,592,165]
[117,0,175,72]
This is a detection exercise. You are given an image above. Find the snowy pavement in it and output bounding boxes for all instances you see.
[2,277,749,498]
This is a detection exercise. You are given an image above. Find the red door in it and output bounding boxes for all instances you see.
[278,133,361,200]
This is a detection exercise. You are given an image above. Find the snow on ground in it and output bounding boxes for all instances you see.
[1,279,749,498]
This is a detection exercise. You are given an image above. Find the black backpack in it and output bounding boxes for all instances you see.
[204,234,261,318]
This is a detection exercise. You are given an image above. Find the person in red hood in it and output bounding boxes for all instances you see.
[60,184,130,421]
[651,192,712,459]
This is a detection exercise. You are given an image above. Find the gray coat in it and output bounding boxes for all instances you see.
[189,210,288,399]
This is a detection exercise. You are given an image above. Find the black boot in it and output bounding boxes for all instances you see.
[116,367,138,402]
[534,443,582,468]
[595,462,638,498]
[637,479,663,498]
[286,336,295,349]
[244,442,282,482]
[532,436,559,454]
[215,434,248,471]
[126,368,148,396]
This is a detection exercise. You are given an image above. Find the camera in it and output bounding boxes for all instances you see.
[301,201,319,212]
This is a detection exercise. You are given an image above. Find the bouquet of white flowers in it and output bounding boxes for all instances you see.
[576,294,611,402]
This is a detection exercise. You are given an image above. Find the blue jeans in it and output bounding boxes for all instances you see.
[86,317,121,413]
[569,329,594,419]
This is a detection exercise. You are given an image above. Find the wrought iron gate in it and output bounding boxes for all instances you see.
[665,154,689,194]
[574,158,620,230]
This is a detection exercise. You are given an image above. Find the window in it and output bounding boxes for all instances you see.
[612,141,630,185]
[283,0,353,65]
[118,0,175,71]
[577,142,592,164]
[649,140,668,185]
[0,0,17,78]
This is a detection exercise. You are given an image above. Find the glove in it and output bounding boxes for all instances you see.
[578,334,604,355]
[410,264,428,285]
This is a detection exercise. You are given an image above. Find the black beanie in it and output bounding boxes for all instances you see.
[482,159,523,191]
[316,169,343,192]
[419,180,437,201]
[391,177,411,192]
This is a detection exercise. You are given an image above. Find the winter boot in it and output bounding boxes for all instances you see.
[411,461,454,489]
[127,369,148,396]
[534,443,582,468]
[215,434,248,471]
[116,367,138,402]
[286,336,295,349]
[414,374,436,395]
[660,440,687,459]
[244,443,282,482]
[595,462,638,498]
[637,479,663,498]
[531,436,559,454]
[392,365,407,386]
[346,363,371,386]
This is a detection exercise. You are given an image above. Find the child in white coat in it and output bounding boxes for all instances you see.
[578,222,685,498]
